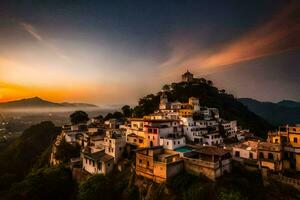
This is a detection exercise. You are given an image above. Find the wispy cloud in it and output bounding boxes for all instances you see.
[20,22,43,41]
[161,2,300,76]
[20,22,70,61]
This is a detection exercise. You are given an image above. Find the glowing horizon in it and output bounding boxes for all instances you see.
[0,1,299,104]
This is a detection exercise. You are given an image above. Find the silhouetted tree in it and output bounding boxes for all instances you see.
[121,105,133,117]
[162,84,170,91]
[70,111,89,124]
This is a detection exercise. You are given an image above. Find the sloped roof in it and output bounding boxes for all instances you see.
[196,146,229,156]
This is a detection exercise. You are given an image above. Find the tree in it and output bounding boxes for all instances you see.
[112,111,124,119]
[78,175,114,200]
[0,121,60,177]
[207,80,213,86]
[95,114,103,120]
[54,141,80,163]
[70,111,89,124]
[104,113,113,121]
[121,105,133,117]
[132,106,144,117]
[162,84,170,91]
[8,166,76,200]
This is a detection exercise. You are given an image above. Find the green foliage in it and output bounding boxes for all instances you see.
[133,80,273,137]
[217,189,245,200]
[7,166,76,200]
[122,105,133,117]
[95,114,103,120]
[70,111,89,124]
[78,175,114,200]
[54,140,80,163]
[0,121,60,177]
[32,145,52,170]
[104,111,124,120]
[162,84,170,91]
[133,94,160,117]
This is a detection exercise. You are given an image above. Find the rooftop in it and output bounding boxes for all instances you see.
[196,146,230,156]
[83,150,113,162]
[234,140,259,151]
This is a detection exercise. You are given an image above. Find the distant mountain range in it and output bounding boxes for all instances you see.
[239,98,300,126]
[0,97,98,110]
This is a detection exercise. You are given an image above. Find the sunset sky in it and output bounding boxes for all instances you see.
[0,0,299,105]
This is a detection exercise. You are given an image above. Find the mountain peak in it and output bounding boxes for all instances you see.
[0,97,98,110]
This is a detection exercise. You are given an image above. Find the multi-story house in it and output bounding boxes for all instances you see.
[183,146,232,180]
[135,146,183,183]
[232,140,259,167]
[104,129,126,163]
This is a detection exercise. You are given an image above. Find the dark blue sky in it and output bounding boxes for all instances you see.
[0,0,299,104]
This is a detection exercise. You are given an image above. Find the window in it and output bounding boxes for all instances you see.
[139,139,143,143]
[268,153,274,160]
[178,141,180,144]
[173,141,176,145]
[275,139,279,143]
[294,137,298,143]
[147,161,150,166]
[134,139,137,142]
[259,152,264,159]
[92,161,95,166]
[139,159,142,164]
[108,163,110,167]
[249,152,253,159]
[167,142,169,145]
[235,151,240,158]
[119,147,122,151]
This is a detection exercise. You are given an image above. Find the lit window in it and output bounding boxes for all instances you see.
[294,137,298,143]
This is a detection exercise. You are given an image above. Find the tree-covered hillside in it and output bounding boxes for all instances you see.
[0,121,61,193]
[239,98,300,126]
[133,79,273,137]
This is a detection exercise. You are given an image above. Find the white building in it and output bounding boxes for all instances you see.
[159,136,186,150]
[203,132,223,146]
[232,140,259,165]
[222,120,238,138]
[82,149,114,175]
[104,129,126,163]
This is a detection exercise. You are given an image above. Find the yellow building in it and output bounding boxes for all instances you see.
[179,109,193,117]
[268,124,300,171]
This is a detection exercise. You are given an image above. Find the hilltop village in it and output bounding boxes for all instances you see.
[50,71,300,189]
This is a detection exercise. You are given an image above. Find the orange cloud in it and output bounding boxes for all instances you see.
[162,2,300,76]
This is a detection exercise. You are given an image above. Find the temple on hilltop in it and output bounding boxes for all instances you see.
[181,70,194,82]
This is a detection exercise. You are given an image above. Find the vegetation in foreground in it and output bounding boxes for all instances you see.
[0,120,298,200]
